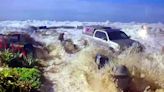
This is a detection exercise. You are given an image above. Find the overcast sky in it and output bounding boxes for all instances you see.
[0,0,164,22]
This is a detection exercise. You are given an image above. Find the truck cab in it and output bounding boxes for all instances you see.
[93,29,121,52]
[83,26,144,52]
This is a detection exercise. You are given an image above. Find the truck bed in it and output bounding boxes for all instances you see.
[82,27,95,36]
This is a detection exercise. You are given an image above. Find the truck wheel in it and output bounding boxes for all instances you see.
[109,47,115,53]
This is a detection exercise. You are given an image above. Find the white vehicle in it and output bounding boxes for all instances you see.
[83,26,144,52]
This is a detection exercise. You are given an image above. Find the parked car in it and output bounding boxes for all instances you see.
[83,26,144,53]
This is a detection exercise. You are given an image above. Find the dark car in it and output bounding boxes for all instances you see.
[0,32,36,57]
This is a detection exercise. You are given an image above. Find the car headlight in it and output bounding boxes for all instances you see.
[132,42,140,47]
[132,42,145,52]
[115,45,120,51]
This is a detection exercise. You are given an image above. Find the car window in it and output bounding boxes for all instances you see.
[95,31,108,41]
[108,31,129,40]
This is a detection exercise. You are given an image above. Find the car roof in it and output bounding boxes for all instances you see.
[105,29,122,34]
[105,29,121,33]
[86,25,111,30]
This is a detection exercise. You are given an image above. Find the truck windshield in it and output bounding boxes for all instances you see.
[108,31,129,40]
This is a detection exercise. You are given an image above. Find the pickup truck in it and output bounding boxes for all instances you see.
[83,26,144,53]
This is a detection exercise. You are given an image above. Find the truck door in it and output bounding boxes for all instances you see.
[93,30,109,48]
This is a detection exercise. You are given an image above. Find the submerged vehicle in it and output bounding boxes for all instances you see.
[0,32,46,58]
[83,26,144,53]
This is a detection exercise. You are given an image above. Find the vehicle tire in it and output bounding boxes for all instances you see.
[109,47,121,56]
[109,47,115,53]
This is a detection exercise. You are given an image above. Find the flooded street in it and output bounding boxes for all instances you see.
[0,21,164,92]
